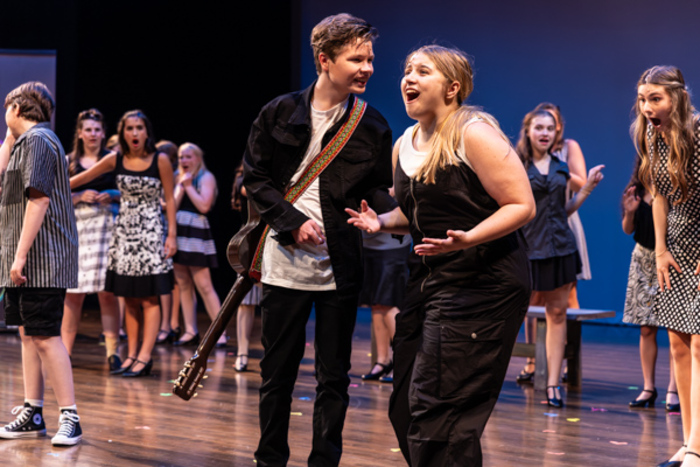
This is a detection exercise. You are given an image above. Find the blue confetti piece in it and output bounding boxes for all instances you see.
[628,386,639,390]
[47,453,60,457]
[299,397,311,401]
[544,412,559,417]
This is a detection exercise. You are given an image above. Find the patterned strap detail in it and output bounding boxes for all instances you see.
[249,98,367,281]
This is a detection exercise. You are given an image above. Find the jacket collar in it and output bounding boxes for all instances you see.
[288,81,356,127]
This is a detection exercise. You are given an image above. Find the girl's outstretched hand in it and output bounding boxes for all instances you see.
[414,229,470,256]
[345,200,381,233]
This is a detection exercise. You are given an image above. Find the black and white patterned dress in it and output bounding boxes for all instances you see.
[622,201,659,326]
[104,153,174,297]
[652,123,700,334]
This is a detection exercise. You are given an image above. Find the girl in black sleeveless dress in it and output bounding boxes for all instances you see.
[346,45,535,467]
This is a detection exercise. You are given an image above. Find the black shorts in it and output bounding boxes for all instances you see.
[5,288,66,336]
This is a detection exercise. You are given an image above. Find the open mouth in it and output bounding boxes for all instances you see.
[405,89,420,102]
[649,117,661,127]
[132,139,140,146]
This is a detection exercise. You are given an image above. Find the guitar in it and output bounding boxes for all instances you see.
[172,202,265,400]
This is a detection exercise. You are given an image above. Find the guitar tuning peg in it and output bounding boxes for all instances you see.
[193,393,198,398]
[198,384,204,388]
[184,361,192,368]
[202,375,209,379]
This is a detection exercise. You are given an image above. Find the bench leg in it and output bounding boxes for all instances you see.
[534,318,548,391]
[566,320,582,390]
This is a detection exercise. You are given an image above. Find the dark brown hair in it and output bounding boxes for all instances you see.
[4,81,55,123]
[311,13,377,75]
[117,110,157,155]
[515,109,557,168]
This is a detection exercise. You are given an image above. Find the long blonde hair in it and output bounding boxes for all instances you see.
[632,66,696,203]
[177,142,218,197]
[408,45,509,184]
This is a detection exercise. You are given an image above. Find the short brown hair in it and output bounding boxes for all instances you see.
[4,81,55,123]
[311,13,377,75]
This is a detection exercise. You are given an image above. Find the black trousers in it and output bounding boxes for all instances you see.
[254,284,357,467]
[390,294,527,467]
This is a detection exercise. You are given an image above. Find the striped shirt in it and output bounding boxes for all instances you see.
[0,123,78,288]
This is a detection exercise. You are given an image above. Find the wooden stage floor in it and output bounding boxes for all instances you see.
[0,308,681,466]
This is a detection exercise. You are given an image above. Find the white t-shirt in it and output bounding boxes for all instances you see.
[261,98,349,290]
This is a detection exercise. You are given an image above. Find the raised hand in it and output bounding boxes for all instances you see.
[581,164,605,194]
[622,186,641,213]
[345,200,381,233]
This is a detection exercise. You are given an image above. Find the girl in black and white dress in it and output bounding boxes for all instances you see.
[70,110,177,377]
[171,143,225,348]
[61,109,121,371]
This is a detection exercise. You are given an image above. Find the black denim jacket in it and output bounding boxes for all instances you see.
[242,83,396,300]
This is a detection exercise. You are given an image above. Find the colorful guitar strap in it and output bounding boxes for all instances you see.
[249,97,367,281]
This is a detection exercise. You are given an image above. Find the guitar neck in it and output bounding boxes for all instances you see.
[195,274,254,358]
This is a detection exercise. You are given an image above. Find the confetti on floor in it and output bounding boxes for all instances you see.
[350,384,359,388]
[160,393,173,397]
[168,380,177,384]
[609,441,628,445]
[628,386,639,390]
[543,430,556,433]
[566,418,580,422]
[391,448,401,453]
[591,407,608,412]
[547,452,565,456]
[291,412,303,416]
[228,352,234,356]
[47,453,60,457]
[543,413,559,417]
[135,426,151,430]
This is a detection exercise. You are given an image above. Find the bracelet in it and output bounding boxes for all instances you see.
[655,249,667,257]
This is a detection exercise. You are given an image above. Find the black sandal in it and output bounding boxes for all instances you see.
[666,390,680,412]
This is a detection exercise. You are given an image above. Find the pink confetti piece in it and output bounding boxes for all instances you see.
[540,400,549,405]
[135,426,151,430]
[228,352,235,356]
[609,441,628,445]
[591,407,608,412]
[349,384,359,388]
[543,430,556,433]
[547,452,565,456]
[306,343,311,347]
[669,412,681,416]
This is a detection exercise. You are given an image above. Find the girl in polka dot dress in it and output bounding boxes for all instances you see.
[634,65,700,467]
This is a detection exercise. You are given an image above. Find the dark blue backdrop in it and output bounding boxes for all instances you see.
[301,0,700,324]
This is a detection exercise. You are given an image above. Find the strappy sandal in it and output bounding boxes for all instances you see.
[362,361,393,381]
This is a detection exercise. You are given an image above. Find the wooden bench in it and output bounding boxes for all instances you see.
[511,306,615,391]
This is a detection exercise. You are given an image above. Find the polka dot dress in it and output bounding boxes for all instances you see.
[652,123,700,334]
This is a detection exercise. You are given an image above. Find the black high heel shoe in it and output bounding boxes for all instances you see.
[173,332,200,347]
[629,388,657,408]
[362,361,393,381]
[156,329,175,345]
[107,354,122,372]
[666,391,680,412]
[123,359,153,377]
[234,355,248,372]
[656,445,687,467]
[110,356,136,375]
[546,385,564,408]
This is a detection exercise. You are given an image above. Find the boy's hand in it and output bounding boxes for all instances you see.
[10,256,27,285]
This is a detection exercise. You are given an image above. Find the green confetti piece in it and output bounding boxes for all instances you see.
[160,393,173,397]
[628,386,639,390]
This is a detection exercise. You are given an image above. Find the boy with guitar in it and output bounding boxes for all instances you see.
[242,13,396,467]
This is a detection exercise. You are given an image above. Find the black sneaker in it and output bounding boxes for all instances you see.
[0,403,47,439]
[51,410,82,446]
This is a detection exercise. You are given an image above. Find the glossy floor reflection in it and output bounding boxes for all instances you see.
[0,309,681,466]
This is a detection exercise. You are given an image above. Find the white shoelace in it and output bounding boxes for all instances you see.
[54,412,80,438]
[5,405,32,430]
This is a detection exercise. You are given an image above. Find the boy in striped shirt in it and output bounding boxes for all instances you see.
[0,82,81,446]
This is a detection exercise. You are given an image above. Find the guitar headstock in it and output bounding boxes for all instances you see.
[173,352,208,401]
